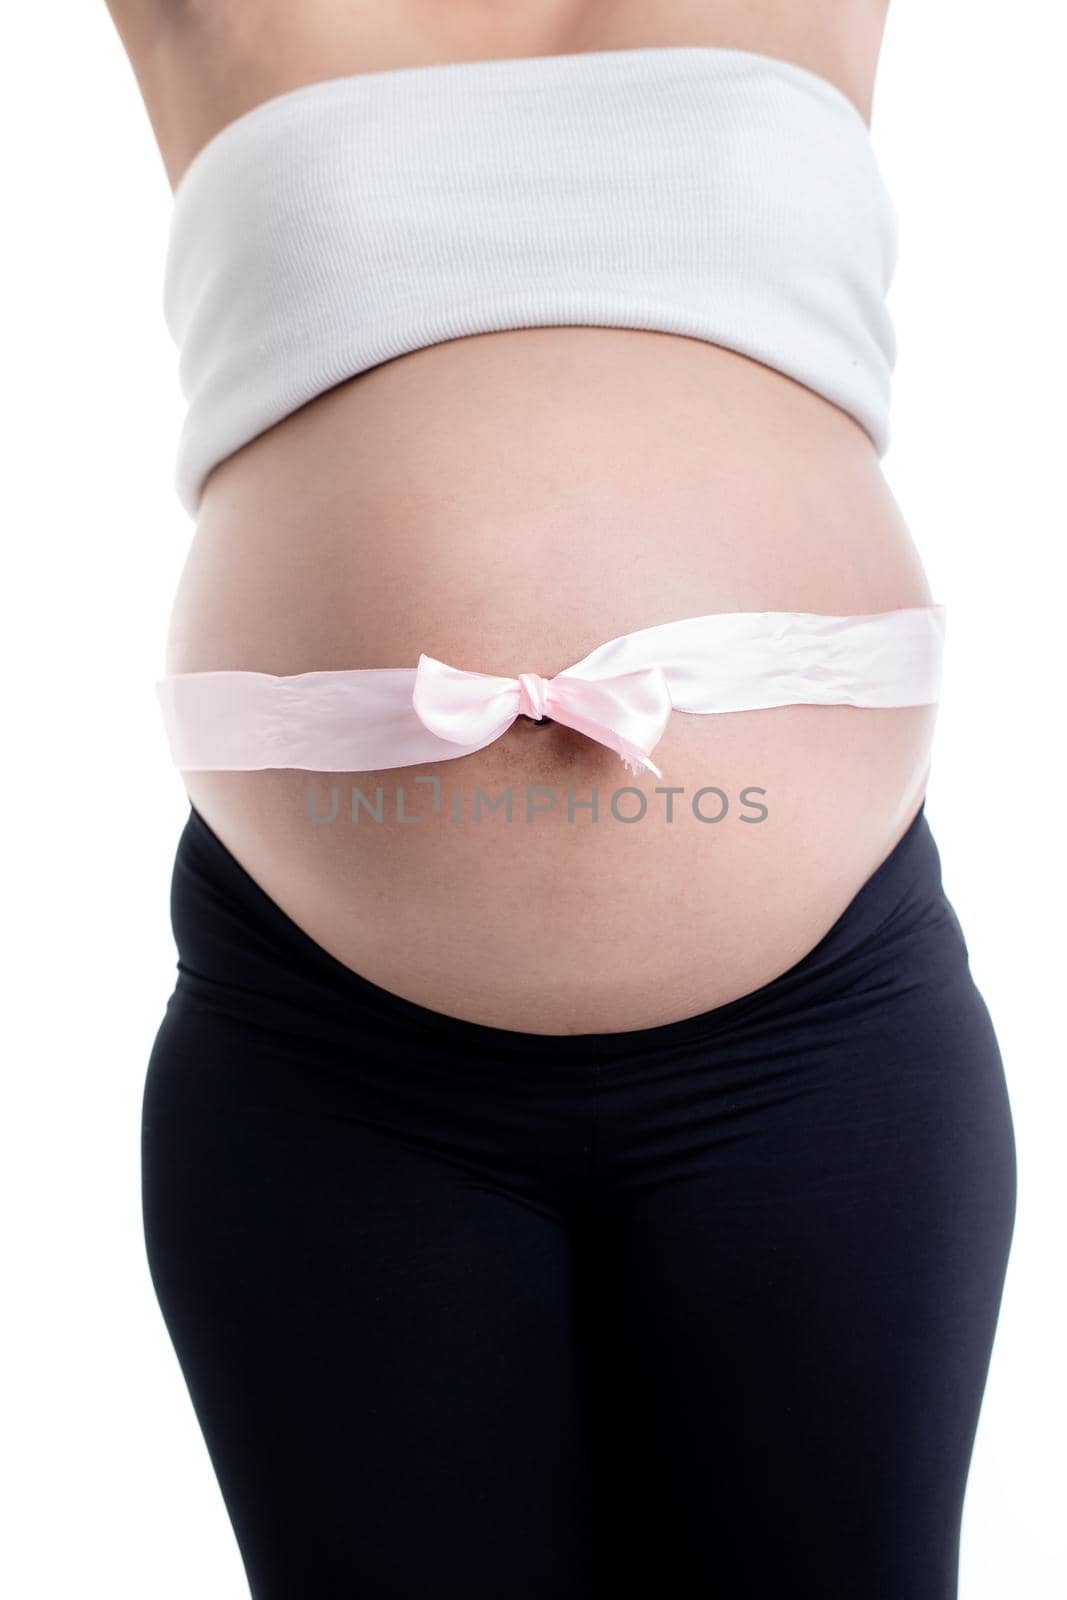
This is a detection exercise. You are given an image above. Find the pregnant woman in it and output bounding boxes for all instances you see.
[111,2,1017,1595]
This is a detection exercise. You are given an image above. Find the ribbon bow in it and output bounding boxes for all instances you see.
[411,654,673,778]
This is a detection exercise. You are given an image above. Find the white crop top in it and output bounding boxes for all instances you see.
[163,45,898,517]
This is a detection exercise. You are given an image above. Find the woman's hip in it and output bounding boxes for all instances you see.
[141,780,1017,1599]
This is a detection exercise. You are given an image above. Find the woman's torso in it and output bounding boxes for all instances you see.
[131,0,937,1033]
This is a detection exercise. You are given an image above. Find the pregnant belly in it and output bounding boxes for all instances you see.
[164,328,938,1034]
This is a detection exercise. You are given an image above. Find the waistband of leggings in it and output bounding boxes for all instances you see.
[172,796,941,1066]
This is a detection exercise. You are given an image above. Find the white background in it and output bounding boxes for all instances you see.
[2,2,1063,1595]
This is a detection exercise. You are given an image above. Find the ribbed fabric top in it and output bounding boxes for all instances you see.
[164,45,898,517]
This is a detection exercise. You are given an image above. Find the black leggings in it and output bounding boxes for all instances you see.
[141,801,1017,1599]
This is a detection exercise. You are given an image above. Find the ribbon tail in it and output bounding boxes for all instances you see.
[541,709,664,780]
[616,742,664,781]
[546,666,671,779]
[551,707,664,780]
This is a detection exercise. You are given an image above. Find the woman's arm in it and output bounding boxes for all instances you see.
[100,1,205,189]
[101,0,181,58]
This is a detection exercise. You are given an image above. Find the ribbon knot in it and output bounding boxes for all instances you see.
[516,673,548,720]
[411,653,673,777]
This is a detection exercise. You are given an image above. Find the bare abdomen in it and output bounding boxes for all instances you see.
[164,329,937,1034]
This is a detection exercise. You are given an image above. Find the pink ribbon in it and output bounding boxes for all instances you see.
[411,654,673,778]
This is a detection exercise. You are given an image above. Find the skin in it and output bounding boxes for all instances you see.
[105,0,937,1034]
